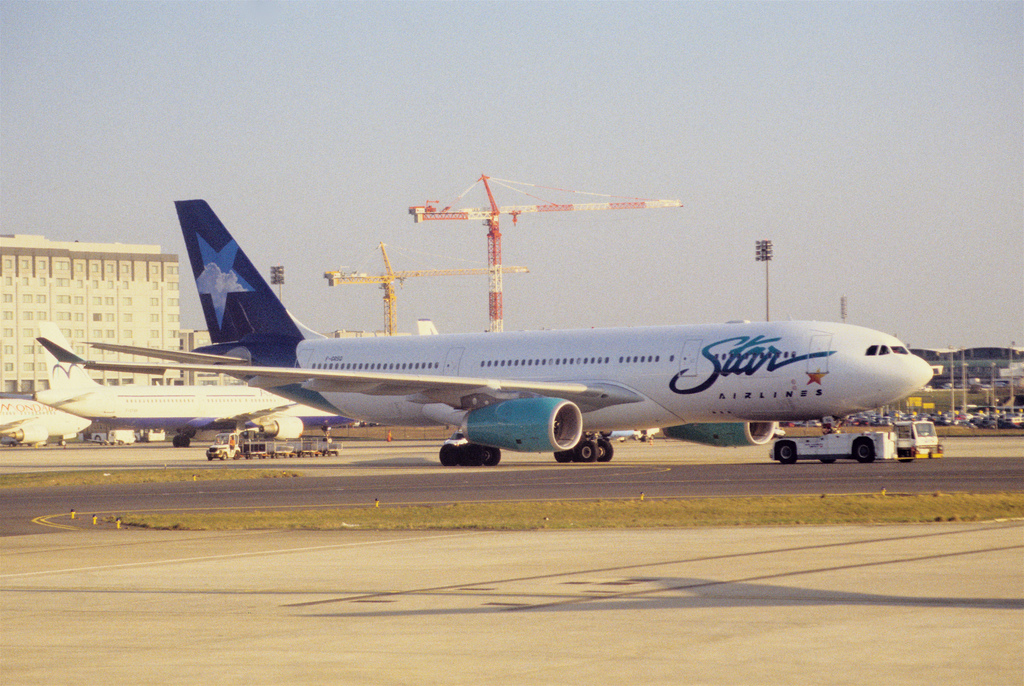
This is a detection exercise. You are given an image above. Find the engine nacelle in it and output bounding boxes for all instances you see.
[662,421,778,447]
[465,398,583,453]
[9,424,49,445]
[257,416,304,439]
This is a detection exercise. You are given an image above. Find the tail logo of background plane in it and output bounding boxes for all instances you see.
[195,234,254,328]
[49,361,79,381]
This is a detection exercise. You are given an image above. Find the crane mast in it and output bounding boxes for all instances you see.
[410,175,682,332]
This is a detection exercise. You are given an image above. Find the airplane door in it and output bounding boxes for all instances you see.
[807,335,833,373]
[677,339,703,377]
[443,347,464,376]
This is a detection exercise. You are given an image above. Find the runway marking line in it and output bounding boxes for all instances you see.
[0,530,489,579]
[30,514,80,532]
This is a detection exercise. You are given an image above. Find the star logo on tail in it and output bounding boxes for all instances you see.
[195,235,254,328]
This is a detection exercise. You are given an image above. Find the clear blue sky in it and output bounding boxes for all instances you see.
[3,1,1021,348]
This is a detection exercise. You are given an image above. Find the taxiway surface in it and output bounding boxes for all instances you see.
[1,438,1021,685]
[0,438,1021,537]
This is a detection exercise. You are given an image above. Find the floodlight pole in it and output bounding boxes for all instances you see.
[270,265,284,302]
[755,240,773,321]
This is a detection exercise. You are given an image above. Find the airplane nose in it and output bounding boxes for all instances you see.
[903,354,934,393]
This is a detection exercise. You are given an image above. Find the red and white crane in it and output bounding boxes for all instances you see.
[410,175,682,332]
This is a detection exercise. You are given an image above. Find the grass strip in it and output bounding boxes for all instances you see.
[0,469,301,488]
[119,493,1024,531]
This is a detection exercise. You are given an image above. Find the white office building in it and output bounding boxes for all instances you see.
[1,234,181,393]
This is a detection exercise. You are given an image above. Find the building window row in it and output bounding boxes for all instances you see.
[2,257,178,280]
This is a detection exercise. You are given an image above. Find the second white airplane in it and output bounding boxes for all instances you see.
[34,323,351,447]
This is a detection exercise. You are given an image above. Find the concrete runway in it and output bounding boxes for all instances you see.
[1,438,1022,685]
[2,524,1022,685]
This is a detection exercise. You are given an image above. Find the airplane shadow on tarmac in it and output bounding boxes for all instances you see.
[294,576,1024,619]
[291,541,1024,618]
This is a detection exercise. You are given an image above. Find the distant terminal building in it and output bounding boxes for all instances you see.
[911,347,1024,387]
[1,234,181,393]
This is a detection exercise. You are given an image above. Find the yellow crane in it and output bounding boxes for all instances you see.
[324,243,529,335]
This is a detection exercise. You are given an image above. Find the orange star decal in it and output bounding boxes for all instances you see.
[806,369,828,385]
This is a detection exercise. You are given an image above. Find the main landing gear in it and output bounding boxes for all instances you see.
[435,433,614,467]
[554,435,614,464]
[439,442,502,467]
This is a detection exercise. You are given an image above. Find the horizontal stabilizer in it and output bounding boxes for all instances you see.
[36,337,84,365]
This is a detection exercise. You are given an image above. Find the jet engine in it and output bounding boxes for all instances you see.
[662,421,779,447]
[257,416,304,439]
[7,424,49,446]
[465,397,583,453]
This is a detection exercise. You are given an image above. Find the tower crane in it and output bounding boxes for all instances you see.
[324,243,528,336]
[410,175,682,332]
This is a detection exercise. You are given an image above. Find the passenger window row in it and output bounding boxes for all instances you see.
[311,361,441,371]
[480,354,666,369]
[310,353,676,373]
[712,350,797,360]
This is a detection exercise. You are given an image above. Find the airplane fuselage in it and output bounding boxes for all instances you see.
[295,320,932,430]
[0,398,91,444]
[34,385,345,432]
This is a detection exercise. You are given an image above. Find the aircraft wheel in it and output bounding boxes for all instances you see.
[439,444,460,466]
[460,444,485,467]
[852,438,875,463]
[554,450,573,463]
[575,440,598,463]
[481,447,501,467]
[596,438,614,462]
[775,441,798,464]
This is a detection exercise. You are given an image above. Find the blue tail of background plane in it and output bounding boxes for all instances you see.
[175,200,323,367]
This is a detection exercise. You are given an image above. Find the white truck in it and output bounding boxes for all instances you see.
[771,420,941,464]
[206,428,342,461]
[85,429,137,445]
[893,420,943,459]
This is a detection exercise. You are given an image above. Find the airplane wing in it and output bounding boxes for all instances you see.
[30,390,100,409]
[37,338,643,412]
[217,403,305,424]
[0,418,31,432]
[84,342,250,365]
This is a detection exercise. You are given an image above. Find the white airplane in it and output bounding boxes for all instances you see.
[33,323,351,447]
[0,396,90,446]
[39,200,933,466]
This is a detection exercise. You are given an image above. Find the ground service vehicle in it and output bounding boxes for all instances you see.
[85,430,137,445]
[893,420,943,459]
[206,429,341,460]
[771,421,939,464]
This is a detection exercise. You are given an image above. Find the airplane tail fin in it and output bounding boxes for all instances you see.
[37,322,98,390]
[174,200,323,345]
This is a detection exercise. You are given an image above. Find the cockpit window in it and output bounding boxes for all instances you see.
[878,345,891,355]
[915,422,936,437]
[891,346,909,355]
[866,345,878,356]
